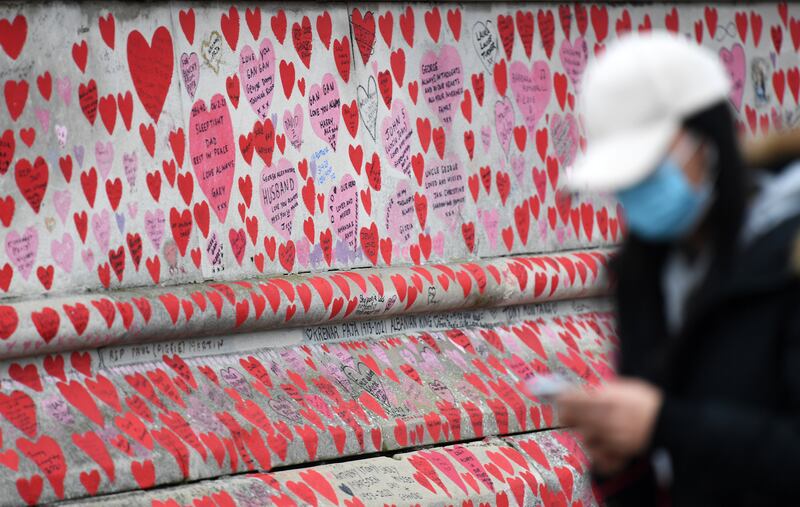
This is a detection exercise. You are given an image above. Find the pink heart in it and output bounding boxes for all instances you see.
[308,73,341,151]
[239,39,276,120]
[424,154,466,227]
[57,76,72,106]
[495,96,514,156]
[432,231,445,258]
[381,99,413,178]
[478,208,499,250]
[189,94,235,223]
[51,233,74,273]
[180,52,200,99]
[329,174,359,250]
[5,227,38,280]
[550,113,579,167]
[559,37,589,94]
[91,210,111,252]
[283,103,304,150]
[510,154,526,185]
[53,190,71,224]
[259,157,299,240]
[719,43,746,112]
[144,209,166,250]
[420,44,464,130]
[95,141,114,180]
[480,124,492,152]
[510,60,552,135]
[123,152,138,187]
[385,180,414,246]
[34,107,50,132]
[81,249,94,271]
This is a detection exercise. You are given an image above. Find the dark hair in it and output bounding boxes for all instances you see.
[612,100,750,304]
[681,100,750,261]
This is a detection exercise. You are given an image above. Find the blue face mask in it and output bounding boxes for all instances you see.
[616,152,714,242]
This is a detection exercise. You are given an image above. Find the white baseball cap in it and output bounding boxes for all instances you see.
[566,31,732,193]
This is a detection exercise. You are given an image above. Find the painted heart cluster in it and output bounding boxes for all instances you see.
[0,308,616,504]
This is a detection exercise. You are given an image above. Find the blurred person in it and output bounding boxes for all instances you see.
[559,31,800,506]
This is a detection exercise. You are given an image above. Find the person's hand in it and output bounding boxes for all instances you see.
[555,378,663,475]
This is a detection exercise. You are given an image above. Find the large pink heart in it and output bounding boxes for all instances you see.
[719,43,745,112]
[424,154,466,226]
[328,174,359,250]
[420,44,464,130]
[239,38,276,121]
[5,226,38,280]
[510,60,551,135]
[381,99,412,178]
[385,180,414,246]
[308,73,341,151]
[259,157,298,240]
[189,94,235,223]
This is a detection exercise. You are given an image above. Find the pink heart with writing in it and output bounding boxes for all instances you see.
[495,96,514,156]
[381,99,413,178]
[329,174,360,250]
[424,154,466,226]
[559,37,588,94]
[385,180,415,245]
[240,39,276,121]
[420,44,464,130]
[144,209,166,250]
[510,60,552,135]
[5,227,38,280]
[190,94,236,223]
[510,154,526,185]
[180,52,200,99]
[260,157,299,240]
[481,124,492,152]
[550,113,578,167]
[283,103,304,150]
[123,152,138,187]
[308,73,341,151]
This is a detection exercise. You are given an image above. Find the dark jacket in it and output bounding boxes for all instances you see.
[599,160,800,505]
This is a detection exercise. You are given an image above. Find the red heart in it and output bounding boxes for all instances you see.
[127,27,173,123]
[424,7,442,42]
[271,9,287,43]
[351,8,376,65]
[72,40,88,72]
[5,79,28,121]
[14,156,47,213]
[333,37,352,84]
[291,15,313,68]
[220,6,240,51]
[246,7,262,40]
[179,9,195,44]
[0,15,27,60]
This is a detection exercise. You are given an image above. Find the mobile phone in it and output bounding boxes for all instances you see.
[528,373,572,401]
